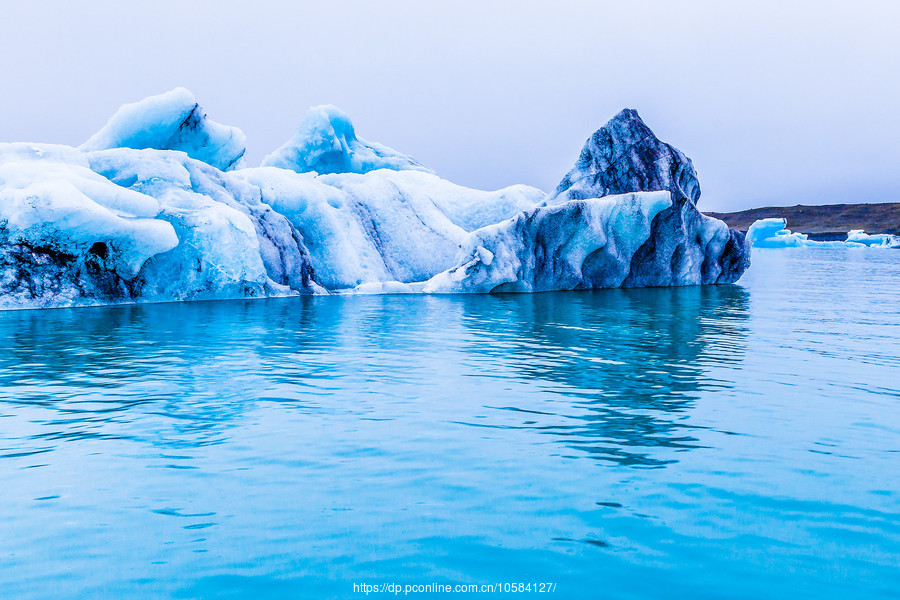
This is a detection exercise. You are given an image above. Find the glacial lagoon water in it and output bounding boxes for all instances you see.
[1,248,898,599]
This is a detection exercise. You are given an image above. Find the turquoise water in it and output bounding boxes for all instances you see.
[1,248,899,599]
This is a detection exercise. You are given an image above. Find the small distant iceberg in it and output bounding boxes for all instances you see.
[846,229,900,247]
[746,218,820,247]
[747,218,899,248]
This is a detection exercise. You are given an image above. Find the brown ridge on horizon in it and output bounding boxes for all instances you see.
[707,202,900,241]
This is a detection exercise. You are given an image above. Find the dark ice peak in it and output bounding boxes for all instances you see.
[549,109,701,206]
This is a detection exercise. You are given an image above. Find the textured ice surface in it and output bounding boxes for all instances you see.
[87,149,318,298]
[0,91,749,308]
[81,88,247,171]
[234,168,543,289]
[548,109,701,206]
[0,144,177,307]
[423,191,744,293]
[262,105,433,176]
[0,143,318,308]
[531,108,749,289]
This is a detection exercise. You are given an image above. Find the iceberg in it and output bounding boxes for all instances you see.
[845,229,898,247]
[746,218,897,248]
[261,105,433,176]
[746,218,812,247]
[0,90,750,309]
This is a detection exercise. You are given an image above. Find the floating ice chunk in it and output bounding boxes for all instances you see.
[261,105,434,175]
[81,88,247,171]
[845,229,898,247]
[746,218,810,247]
[0,91,751,308]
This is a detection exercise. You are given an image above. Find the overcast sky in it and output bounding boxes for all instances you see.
[0,0,897,211]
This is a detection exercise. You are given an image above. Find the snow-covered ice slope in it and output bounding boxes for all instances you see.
[86,149,319,297]
[0,90,749,308]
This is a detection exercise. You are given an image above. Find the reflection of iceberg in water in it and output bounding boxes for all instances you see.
[0,298,337,449]
[0,296,476,449]
[0,286,748,468]
[457,285,750,467]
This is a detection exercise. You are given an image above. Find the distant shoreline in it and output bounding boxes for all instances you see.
[707,202,900,240]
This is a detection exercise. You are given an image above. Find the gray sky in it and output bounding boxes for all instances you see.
[1,0,897,211]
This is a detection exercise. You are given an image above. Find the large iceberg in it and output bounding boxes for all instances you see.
[0,90,749,309]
